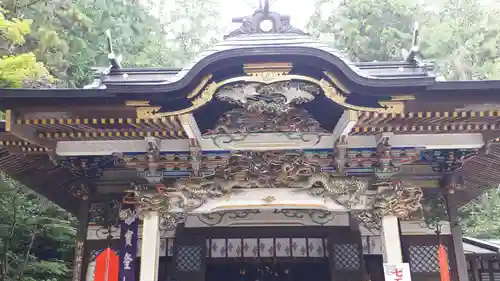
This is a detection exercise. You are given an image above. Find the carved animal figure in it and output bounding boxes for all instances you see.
[307,173,364,196]
[352,184,424,229]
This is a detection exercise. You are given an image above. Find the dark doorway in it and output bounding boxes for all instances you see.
[364,255,384,281]
[206,260,329,281]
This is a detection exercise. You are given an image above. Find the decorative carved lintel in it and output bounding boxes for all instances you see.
[373,135,400,179]
[334,136,348,175]
[421,148,477,174]
[197,210,261,226]
[188,138,201,177]
[54,155,117,178]
[273,209,337,225]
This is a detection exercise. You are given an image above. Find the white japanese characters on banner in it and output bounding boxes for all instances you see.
[383,263,412,281]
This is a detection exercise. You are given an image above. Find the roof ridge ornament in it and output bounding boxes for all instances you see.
[224,0,307,39]
[260,0,269,15]
[103,29,122,74]
[402,22,423,64]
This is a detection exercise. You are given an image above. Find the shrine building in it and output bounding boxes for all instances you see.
[2,3,500,281]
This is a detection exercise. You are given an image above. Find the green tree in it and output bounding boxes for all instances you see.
[0,6,54,88]
[0,175,76,281]
[307,0,500,80]
[159,0,223,67]
[2,0,222,87]
[423,0,500,80]
[460,189,500,238]
[307,0,423,62]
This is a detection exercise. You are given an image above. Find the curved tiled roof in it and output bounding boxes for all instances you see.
[101,33,434,93]
[173,33,354,80]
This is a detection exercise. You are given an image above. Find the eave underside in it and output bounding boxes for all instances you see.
[457,143,500,204]
[1,136,499,212]
[0,145,81,214]
[3,89,500,212]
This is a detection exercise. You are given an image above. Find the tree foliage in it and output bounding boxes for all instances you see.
[308,0,500,80]
[308,0,421,62]
[159,0,222,67]
[0,7,54,88]
[308,0,500,235]
[1,2,500,281]
[1,0,222,87]
[0,175,76,281]
[460,189,500,238]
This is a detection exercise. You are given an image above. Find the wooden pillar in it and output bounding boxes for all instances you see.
[327,232,337,281]
[381,215,403,263]
[446,194,469,281]
[139,211,160,281]
[350,219,366,281]
[469,257,480,281]
[72,199,90,281]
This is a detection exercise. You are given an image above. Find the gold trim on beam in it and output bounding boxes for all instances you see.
[243,63,293,76]
[187,75,213,98]
[5,110,11,132]
[323,71,351,94]
[37,130,186,139]
[21,147,49,153]
[136,82,219,118]
[319,76,403,113]
[0,140,30,146]
[390,95,415,101]
[125,100,151,107]
[136,68,403,119]
[352,123,496,135]
[14,116,181,126]
[378,101,405,114]
[5,110,56,149]
[357,110,500,120]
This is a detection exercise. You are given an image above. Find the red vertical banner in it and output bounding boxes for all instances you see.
[94,248,119,281]
[438,238,450,281]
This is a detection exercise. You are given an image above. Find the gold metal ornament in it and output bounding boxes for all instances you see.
[135,65,403,119]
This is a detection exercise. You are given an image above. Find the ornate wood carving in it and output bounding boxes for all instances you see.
[421,148,477,173]
[51,155,116,200]
[197,209,337,226]
[273,209,338,225]
[122,149,424,230]
[135,64,402,120]
[197,210,261,226]
[203,80,330,147]
[88,200,121,225]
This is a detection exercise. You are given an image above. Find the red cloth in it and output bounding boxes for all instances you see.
[94,248,119,281]
[438,243,450,281]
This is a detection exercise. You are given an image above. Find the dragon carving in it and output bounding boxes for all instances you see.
[123,183,186,229]
[351,182,424,229]
[123,150,424,230]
